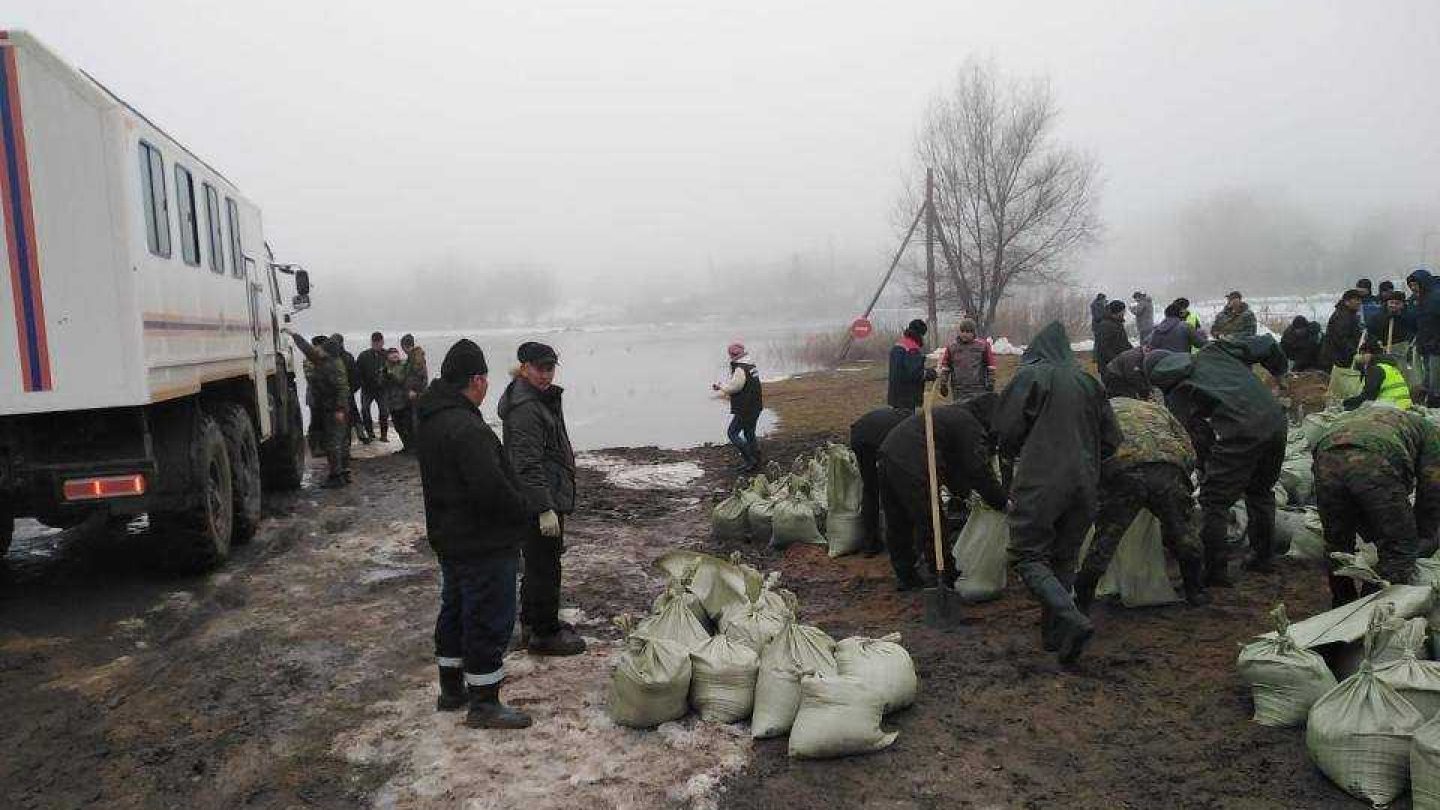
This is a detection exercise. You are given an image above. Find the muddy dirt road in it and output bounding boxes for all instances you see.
[0,362,1375,808]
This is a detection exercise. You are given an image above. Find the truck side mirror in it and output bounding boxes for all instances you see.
[292,269,311,311]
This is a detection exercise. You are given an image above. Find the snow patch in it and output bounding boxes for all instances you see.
[577,453,705,491]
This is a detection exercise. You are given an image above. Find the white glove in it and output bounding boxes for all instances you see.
[539,510,562,538]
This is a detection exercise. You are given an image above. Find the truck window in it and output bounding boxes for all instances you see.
[173,165,200,267]
[203,183,225,274]
[226,198,243,279]
[138,141,171,258]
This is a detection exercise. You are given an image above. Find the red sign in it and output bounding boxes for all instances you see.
[850,317,874,339]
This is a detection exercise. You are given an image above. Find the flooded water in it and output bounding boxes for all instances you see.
[302,322,837,451]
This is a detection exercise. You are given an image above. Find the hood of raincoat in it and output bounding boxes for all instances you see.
[1409,267,1436,292]
[1021,322,1075,366]
[1145,351,1193,390]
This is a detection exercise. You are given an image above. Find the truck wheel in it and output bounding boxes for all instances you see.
[0,502,12,557]
[217,403,262,545]
[154,412,233,573]
[261,395,305,491]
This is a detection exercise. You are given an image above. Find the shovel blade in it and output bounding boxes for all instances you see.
[923,584,965,628]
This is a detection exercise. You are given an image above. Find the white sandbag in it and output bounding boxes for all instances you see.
[760,620,837,674]
[951,502,1009,602]
[751,663,805,739]
[636,585,711,654]
[651,562,711,631]
[788,672,898,759]
[1266,585,1435,650]
[655,550,747,622]
[689,633,760,724]
[1273,481,1290,508]
[1094,510,1180,608]
[1226,503,1249,545]
[825,445,866,558]
[719,573,791,653]
[835,632,917,713]
[1307,615,1427,807]
[1236,604,1338,727]
[1371,609,1426,669]
[1279,508,1325,561]
[1279,459,1315,506]
[712,485,759,541]
[1375,619,1440,721]
[1413,715,1440,810]
[1302,409,1342,450]
[770,482,825,550]
[607,618,694,729]
[747,499,778,545]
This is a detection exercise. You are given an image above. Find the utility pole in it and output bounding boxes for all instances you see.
[925,168,938,337]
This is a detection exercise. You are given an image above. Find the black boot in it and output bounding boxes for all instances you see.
[527,623,586,656]
[1073,569,1101,615]
[1180,558,1211,606]
[1019,562,1093,664]
[1039,605,1059,652]
[464,683,532,729]
[437,666,466,711]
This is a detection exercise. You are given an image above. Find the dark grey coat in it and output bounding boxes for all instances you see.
[497,376,577,515]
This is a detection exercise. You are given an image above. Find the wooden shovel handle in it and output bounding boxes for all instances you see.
[923,381,946,576]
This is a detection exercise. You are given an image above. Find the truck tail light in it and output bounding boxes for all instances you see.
[63,474,147,501]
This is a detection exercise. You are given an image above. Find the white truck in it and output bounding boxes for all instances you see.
[0,31,311,570]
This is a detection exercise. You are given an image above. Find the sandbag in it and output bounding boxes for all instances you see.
[712,485,759,541]
[689,633,759,724]
[1374,618,1440,721]
[770,482,825,550]
[1236,604,1338,727]
[1279,459,1315,506]
[1227,503,1248,545]
[636,584,711,654]
[655,550,747,622]
[825,445,866,558]
[607,618,694,728]
[1302,409,1343,450]
[952,502,1009,602]
[1094,510,1180,608]
[1307,614,1427,807]
[1273,481,1290,508]
[1268,585,1435,650]
[1276,507,1324,561]
[747,499,778,545]
[751,663,805,739]
[1413,714,1440,810]
[788,672,897,759]
[835,632,917,713]
[719,573,791,653]
[651,560,711,631]
[1326,366,1365,407]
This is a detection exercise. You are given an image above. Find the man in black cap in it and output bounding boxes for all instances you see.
[417,339,533,728]
[498,341,583,656]
[887,319,936,411]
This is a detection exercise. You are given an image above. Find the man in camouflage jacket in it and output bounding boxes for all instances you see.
[1075,397,1209,611]
[1313,406,1440,606]
[391,334,429,451]
[287,329,351,487]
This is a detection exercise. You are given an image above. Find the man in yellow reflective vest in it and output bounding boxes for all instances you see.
[1344,338,1414,411]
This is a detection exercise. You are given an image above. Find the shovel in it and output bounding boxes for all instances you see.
[922,381,965,628]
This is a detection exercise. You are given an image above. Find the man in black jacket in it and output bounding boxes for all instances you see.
[877,395,1007,591]
[498,341,583,656]
[356,331,390,442]
[1320,289,1365,370]
[995,322,1121,664]
[1280,316,1323,372]
[887,319,935,410]
[849,406,911,556]
[417,339,533,729]
[1093,300,1133,373]
[1148,336,1288,584]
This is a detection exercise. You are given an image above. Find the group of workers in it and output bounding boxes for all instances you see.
[849,278,1440,665]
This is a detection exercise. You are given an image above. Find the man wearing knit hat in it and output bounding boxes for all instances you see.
[417,339,534,728]
[712,342,764,472]
[498,341,583,657]
[888,319,936,410]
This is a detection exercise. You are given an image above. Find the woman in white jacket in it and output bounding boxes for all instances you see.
[712,343,764,472]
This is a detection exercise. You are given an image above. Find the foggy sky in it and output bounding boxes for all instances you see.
[11,1,1440,311]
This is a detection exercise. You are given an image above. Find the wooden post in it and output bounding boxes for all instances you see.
[835,200,926,364]
[925,168,938,338]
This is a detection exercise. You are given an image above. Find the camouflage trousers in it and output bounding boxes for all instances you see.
[1082,463,1201,578]
[1315,446,1417,586]
[321,409,351,480]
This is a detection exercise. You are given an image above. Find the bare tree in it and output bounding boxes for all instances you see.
[911,60,1102,335]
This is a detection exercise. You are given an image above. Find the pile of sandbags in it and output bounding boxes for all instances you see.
[708,444,868,559]
[610,550,913,759]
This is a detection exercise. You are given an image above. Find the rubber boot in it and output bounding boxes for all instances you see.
[1038,605,1058,652]
[436,666,466,712]
[1019,562,1093,664]
[1204,547,1234,588]
[527,623,586,656]
[379,418,390,442]
[1073,568,1101,616]
[1179,558,1211,606]
[464,683,532,729]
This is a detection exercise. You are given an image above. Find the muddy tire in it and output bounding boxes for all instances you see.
[261,393,306,492]
[0,501,11,557]
[153,412,233,573]
[217,403,262,545]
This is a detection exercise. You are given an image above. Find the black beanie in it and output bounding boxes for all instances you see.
[441,339,489,383]
[906,319,928,337]
[1107,300,1127,315]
